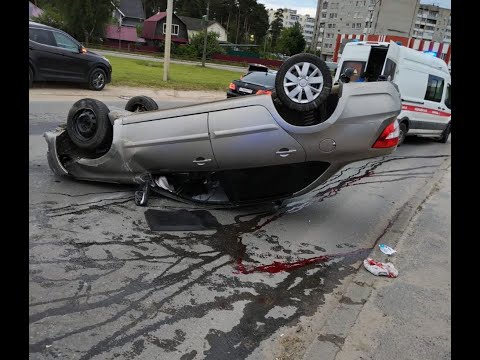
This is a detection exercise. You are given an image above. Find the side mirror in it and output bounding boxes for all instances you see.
[79,46,87,54]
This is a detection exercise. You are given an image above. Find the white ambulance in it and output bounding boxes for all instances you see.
[334,41,451,144]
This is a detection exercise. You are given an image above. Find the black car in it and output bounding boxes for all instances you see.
[29,21,112,91]
[227,70,276,98]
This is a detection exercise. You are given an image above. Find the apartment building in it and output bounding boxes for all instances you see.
[315,0,419,60]
[411,3,451,43]
[267,8,316,46]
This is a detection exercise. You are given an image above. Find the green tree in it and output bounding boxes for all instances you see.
[53,0,117,45]
[277,22,306,56]
[189,31,224,58]
[269,8,283,50]
[31,4,66,31]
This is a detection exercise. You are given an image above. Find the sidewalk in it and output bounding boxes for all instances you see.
[301,165,451,359]
[29,85,226,103]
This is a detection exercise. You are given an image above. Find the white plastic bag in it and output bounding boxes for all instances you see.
[363,258,398,278]
[379,244,397,256]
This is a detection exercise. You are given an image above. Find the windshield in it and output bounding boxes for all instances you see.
[242,72,276,87]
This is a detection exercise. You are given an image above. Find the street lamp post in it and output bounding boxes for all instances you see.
[163,0,173,81]
[201,1,210,67]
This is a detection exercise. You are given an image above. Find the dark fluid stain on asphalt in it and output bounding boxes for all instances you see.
[29,155,449,359]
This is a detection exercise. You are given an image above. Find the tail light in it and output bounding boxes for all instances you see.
[229,82,236,90]
[256,90,272,95]
[372,120,399,148]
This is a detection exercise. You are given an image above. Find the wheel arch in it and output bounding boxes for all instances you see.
[398,116,410,131]
[88,63,111,82]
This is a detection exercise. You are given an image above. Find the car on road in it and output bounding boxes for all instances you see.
[335,41,451,144]
[227,62,337,98]
[45,53,401,207]
[29,21,112,91]
[227,70,276,97]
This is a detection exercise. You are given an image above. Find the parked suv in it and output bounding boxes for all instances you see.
[29,21,112,91]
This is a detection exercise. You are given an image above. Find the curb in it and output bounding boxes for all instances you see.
[298,156,451,360]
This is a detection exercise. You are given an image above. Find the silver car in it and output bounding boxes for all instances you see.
[45,53,402,206]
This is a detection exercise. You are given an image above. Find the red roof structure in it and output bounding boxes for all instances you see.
[104,25,145,43]
[142,12,188,43]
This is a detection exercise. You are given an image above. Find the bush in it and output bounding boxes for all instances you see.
[173,44,198,59]
[189,31,224,59]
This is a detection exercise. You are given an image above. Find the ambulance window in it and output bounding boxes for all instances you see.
[445,83,451,109]
[424,75,444,102]
[340,61,366,82]
[382,59,396,80]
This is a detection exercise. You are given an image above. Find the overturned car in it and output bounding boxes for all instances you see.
[45,53,402,207]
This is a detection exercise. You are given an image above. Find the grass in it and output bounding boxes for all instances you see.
[106,55,243,91]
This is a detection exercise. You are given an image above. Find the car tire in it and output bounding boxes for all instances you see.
[88,67,107,91]
[125,95,159,112]
[66,98,112,151]
[398,122,408,146]
[29,66,33,88]
[275,53,332,112]
[437,123,451,144]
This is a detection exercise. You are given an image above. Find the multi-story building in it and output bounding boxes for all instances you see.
[312,0,450,61]
[411,3,451,43]
[267,8,316,47]
[314,0,418,60]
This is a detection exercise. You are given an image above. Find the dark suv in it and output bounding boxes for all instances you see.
[29,21,112,91]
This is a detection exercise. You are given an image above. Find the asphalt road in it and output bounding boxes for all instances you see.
[29,99,451,360]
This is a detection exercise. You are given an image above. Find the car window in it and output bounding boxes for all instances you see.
[424,74,444,103]
[340,61,366,82]
[242,72,276,87]
[29,28,56,47]
[52,31,79,52]
[445,83,451,109]
[382,58,396,80]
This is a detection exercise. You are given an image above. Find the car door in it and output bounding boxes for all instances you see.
[29,28,65,80]
[420,74,449,134]
[208,106,306,170]
[122,113,219,172]
[50,30,88,81]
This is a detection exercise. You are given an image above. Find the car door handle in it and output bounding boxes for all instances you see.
[276,148,297,157]
[193,157,212,165]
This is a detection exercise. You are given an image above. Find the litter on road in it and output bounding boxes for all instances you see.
[363,258,399,278]
[379,244,397,255]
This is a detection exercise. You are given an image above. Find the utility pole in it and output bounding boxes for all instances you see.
[310,0,323,52]
[163,0,173,81]
[201,1,210,67]
[373,0,382,35]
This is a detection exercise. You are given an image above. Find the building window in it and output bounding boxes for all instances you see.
[356,23,362,28]
[163,23,179,35]
[352,23,355,28]
[424,75,445,103]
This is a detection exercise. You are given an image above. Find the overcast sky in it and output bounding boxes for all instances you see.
[258,0,451,17]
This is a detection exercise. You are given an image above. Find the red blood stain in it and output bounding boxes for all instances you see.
[236,255,329,274]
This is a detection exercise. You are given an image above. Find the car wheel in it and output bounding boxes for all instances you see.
[29,66,33,88]
[66,98,112,151]
[398,122,407,146]
[437,123,451,144]
[275,53,332,112]
[88,68,107,91]
[125,96,159,112]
